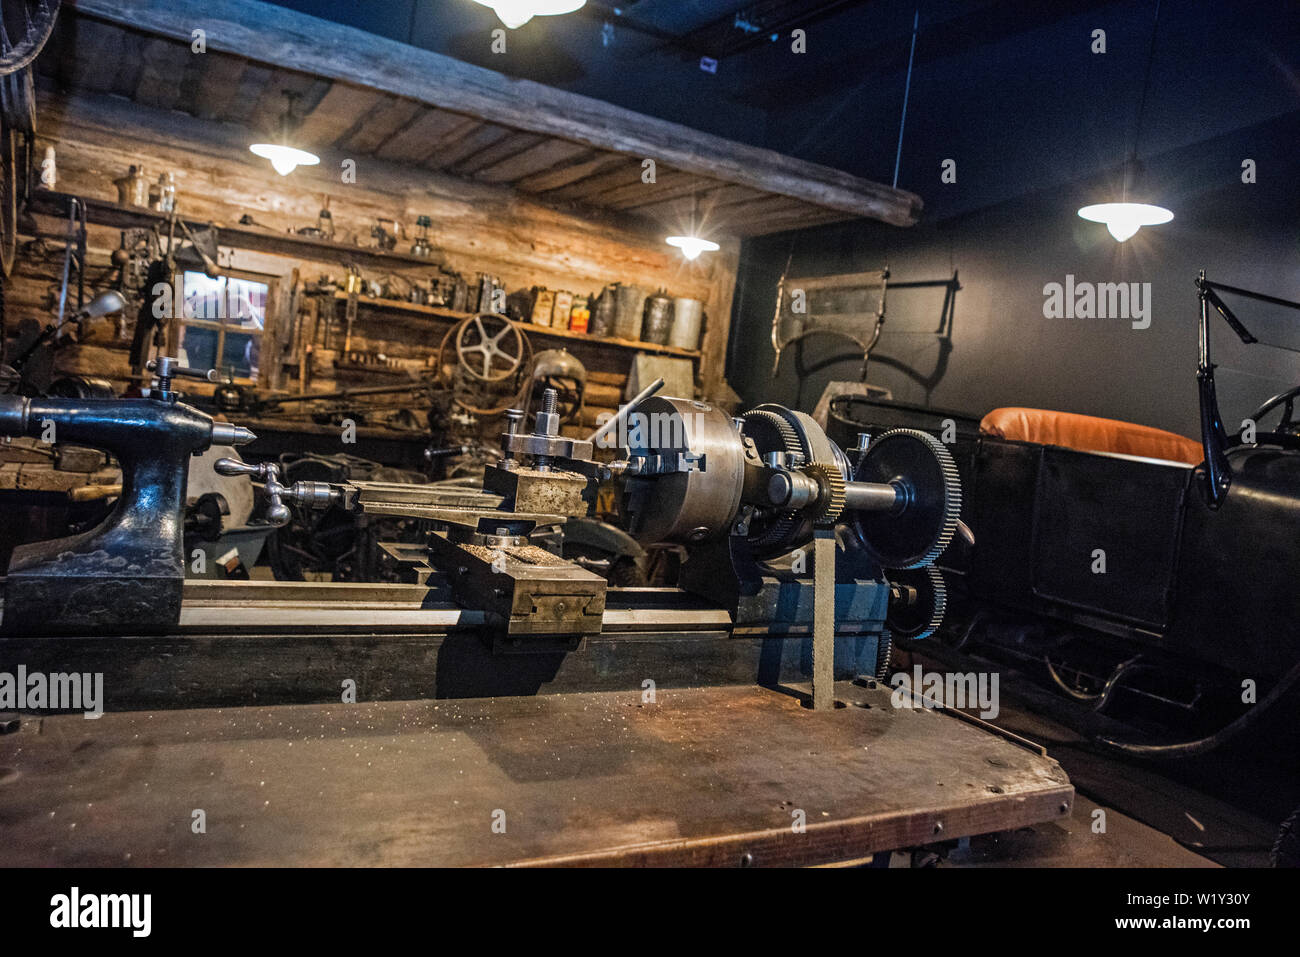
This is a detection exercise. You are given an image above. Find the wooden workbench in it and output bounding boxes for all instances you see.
[0,682,1072,867]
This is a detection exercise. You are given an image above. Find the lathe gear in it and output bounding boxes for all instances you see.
[740,407,806,554]
[853,428,961,569]
[885,565,948,640]
[740,407,802,461]
[805,461,846,525]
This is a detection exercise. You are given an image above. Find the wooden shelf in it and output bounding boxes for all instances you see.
[29,191,448,272]
[330,292,702,360]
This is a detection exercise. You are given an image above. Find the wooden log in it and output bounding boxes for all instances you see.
[69,0,923,225]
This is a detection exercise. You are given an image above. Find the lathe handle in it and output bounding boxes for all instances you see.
[146,358,219,383]
[214,458,338,525]
[215,458,290,527]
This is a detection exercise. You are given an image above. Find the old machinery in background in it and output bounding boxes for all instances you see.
[526,348,585,424]
[770,263,888,379]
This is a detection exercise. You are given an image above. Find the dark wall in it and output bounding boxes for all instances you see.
[728,2,1300,439]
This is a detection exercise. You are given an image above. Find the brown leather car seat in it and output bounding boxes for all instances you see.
[980,407,1203,465]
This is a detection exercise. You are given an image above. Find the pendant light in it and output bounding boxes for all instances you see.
[1077,0,1173,242]
[470,0,586,30]
[250,91,320,177]
[666,187,719,261]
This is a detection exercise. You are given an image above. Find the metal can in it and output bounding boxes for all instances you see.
[530,288,555,326]
[590,284,618,337]
[552,290,573,328]
[641,288,674,345]
[570,295,590,333]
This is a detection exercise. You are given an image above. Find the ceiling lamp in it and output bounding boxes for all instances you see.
[249,91,320,177]
[1077,202,1173,242]
[666,187,718,260]
[665,235,720,260]
[1077,0,1173,242]
[470,0,586,30]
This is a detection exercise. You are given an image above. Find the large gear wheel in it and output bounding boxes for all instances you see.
[805,461,846,525]
[740,408,806,554]
[886,565,947,639]
[853,428,961,569]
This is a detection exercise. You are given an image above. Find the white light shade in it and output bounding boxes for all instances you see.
[250,143,321,176]
[1077,202,1173,242]
[471,0,586,30]
[666,235,720,260]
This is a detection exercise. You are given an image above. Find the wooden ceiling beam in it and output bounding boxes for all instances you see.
[374,109,479,164]
[511,153,623,193]
[421,123,508,171]
[474,139,591,185]
[69,0,923,227]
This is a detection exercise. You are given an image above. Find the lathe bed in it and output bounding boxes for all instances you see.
[0,680,1073,867]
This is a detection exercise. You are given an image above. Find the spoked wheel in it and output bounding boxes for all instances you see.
[0,0,61,77]
[455,313,525,382]
[0,64,37,279]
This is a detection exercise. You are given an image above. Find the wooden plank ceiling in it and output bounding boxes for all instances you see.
[43,0,924,239]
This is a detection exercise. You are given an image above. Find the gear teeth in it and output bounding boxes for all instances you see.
[885,566,948,640]
[916,566,947,639]
[863,428,962,569]
[740,408,808,553]
[740,408,802,459]
[805,461,846,525]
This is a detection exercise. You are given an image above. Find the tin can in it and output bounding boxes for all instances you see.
[569,295,589,333]
[669,297,704,351]
[552,290,573,328]
[590,284,618,337]
[530,288,555,326]
[641,288,674,345]
[614,283,645,340]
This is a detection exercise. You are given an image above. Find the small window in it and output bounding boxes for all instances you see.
[174,270,269,381]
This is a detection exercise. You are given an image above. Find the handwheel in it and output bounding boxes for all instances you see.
[0,2,61,77]
[455,313,524,382]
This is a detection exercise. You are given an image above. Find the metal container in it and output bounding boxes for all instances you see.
[669,297,704,351]
[552,290,574,328]
[530,288,555,326]
[641,288,675,345]
[590,284,618,337]
[614,283,645,340]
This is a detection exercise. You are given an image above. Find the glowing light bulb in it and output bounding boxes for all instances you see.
[666,236,720,260]
[250,143,321,177]
[471,0,586,30]
[1077,202,1173,242]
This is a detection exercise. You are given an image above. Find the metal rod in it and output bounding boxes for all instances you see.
[844,481,902,512]
[1203,279,1300,312]
[586,377,665,445]
[891,10,919,190]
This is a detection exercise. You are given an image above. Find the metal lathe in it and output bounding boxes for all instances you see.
[0,360,1073,867]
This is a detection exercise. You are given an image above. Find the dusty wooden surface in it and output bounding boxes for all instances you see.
[0,682,1072,867]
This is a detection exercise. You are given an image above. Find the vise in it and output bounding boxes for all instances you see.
[0,358,254,634]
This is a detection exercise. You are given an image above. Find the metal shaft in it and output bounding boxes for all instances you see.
[586,377,665,446]
[844,480,903,512]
